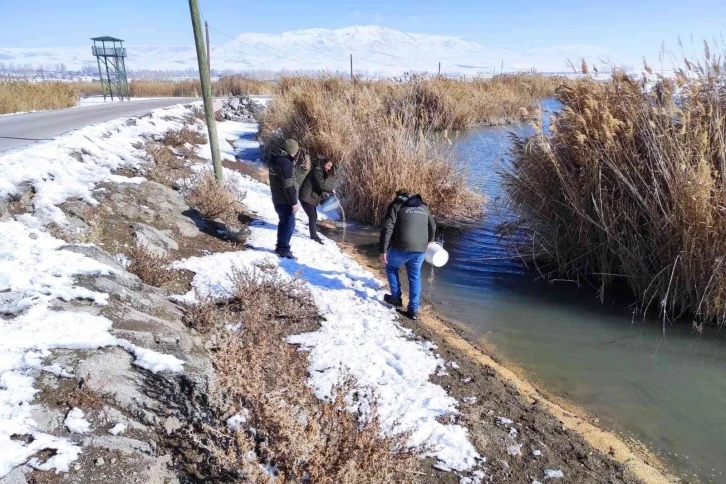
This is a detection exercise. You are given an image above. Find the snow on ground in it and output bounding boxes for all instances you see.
[0,104,193,477]
[175,119,481,472]
[64,408,91,434]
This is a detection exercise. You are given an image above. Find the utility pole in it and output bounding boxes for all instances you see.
[438,61,441,77]
[205,21,211,73]
[188,0,223,184]
[500,60,504,75]
[350,54,353,81]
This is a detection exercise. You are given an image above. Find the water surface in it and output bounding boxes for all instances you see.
[333,102,726,483]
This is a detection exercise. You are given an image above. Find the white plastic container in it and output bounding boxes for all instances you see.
[425,242,449,267]
[319,195,340,213]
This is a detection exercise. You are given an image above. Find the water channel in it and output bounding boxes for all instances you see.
[330,101,726,483]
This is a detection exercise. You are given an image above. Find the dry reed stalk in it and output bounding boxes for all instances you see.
[501,49,726,325]
[0,81,77,114]
[259,76,487,226]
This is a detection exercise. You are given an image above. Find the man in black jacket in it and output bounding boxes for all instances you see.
[379,189,437,320]
[268,139,301,259]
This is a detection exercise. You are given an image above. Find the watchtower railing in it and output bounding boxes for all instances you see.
[91,46,127,57]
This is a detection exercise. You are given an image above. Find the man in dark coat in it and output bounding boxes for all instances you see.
[268,139,301,259]
[379,189,437,320]
[299,158,339,244]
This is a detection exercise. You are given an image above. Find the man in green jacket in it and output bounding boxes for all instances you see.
[268,139,301,259]
[299,158,339,244]
[379,189,437,320]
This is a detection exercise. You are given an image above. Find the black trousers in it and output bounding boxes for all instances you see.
[301,201,318,239]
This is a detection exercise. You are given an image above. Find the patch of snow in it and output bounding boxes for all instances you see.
[461,377,472,383]
[64,408,91,434]
[462,397,477,405]
[116,339,184,374]
[226,410,249,432]
[497,417,513,426]
[532,449,542,457]
[174,120,480,472]
[108,423,127,436]
[544,469,564,479]
[509,427,518,437]
[506,443,522,456]
[447,361,460,370]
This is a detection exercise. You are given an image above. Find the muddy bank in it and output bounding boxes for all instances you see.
[332,236,678,484]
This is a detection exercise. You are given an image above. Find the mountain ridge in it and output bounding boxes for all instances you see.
[0,25,615,76]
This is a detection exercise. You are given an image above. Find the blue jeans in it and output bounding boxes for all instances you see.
[274,203,295,251]
[385,249,426,313]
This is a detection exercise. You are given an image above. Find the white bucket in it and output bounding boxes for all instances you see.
[319,195,340,213]
[425,242,449,267]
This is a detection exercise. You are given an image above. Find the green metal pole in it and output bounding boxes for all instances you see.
[95,42,106,101]
[103,40,114,102]
[188,0,223,184]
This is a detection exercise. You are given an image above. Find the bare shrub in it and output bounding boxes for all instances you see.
[501,50,726,325]
[145,141,193,187]
[182,264,419,482]
[161,127,207,148]
[127,243,173,287]
[181,296,219,334]
[183,171,244,223]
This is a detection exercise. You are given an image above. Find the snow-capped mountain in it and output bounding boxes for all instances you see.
[0,25,615,76]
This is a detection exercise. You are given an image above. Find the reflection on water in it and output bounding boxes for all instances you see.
[333,101,726,483]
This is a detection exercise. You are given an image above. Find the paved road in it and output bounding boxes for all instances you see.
[0,98,200,154]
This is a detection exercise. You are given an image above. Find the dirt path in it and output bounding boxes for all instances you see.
[334,238,679,484]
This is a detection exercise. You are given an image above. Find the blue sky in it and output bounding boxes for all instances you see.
[2,0,724,64]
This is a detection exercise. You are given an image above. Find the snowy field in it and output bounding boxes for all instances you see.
[0,101,482,479]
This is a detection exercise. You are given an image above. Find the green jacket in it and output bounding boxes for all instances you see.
[379,193,436,253]
[299,159,339,206]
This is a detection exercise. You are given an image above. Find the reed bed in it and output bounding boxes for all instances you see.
[129,76,275,97]
[501,51,726,326]
[0,81,78,114]
[259,76,491,226]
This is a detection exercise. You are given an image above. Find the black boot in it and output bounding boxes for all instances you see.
[384,294,403,308]
[397,309,419,320]
[276,248,297,260]
[311,235,324,245]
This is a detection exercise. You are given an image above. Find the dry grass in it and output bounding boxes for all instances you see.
[145,141,194,188]
[129,76,274,98]
[501,49,726,326]
[182,171,245,223]
[259,76,488,225]
[179,264,420,482]
[0,81,77,114]
[127,242,174,287]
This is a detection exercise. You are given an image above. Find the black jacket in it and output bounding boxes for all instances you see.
[269,153,298,206]
[379,193,436,253]
[299,159,339,206]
